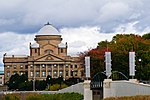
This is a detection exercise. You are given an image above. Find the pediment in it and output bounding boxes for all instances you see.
[35,54,65,61]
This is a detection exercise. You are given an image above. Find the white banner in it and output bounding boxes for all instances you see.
[105,52,112,77]
[85,56,90,78]
[129,52,135,76]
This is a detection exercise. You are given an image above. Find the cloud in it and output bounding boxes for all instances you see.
[60,26,114,54]
[1,0,150,71]
[0,0,149,33]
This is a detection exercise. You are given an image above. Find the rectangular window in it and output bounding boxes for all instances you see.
[7,71,10,77]
[42,71,46,77]
[14,66,16,69]
[25,71,28,76]
[30,65,33,69]
[65,64,68,68]
[42,64,45,68]
[36,65,40,69]
[70,70,73,76]
[61,48,63,53]
[20,71,23,75]
[7,66,10,69]
[59,70,63,76]
[48,70,51,76]
[74,70,78,76]
[13,71,17,75]
[70,65,73,68]
[35,49,37,53]
[75,65,77,68]
[20,65,23,69]
[47,64,51,69]
[54,70,57,77]
[59,64,63,69]
[25,65,28,69]
[36,71,40,77]
[66,71,68,76]
[53,64,57,69]
[30,71,33,77]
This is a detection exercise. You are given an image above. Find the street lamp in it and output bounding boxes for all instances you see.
[138,58,142,81]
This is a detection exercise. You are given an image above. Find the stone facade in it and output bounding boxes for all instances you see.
[3,23,84,83]
[0,74,4,86]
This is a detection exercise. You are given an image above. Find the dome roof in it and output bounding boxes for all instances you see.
[31,42,39,48]
[58,43,66,48]
[37,23,60,35]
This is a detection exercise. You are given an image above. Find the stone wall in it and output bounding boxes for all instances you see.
[103,79,150,98]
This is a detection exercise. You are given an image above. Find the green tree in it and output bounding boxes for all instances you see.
[80,34,150,80]
[46,75,52,90]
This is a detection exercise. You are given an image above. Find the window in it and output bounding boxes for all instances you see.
[36,71,40,77]
[74,70,78,76]
[48,70,51,75]
[42,64,45,68]
[42,71,46,77]
[61,48,63,53]
[25,65,28,69]
[25,71,28,76]
[35,49,37,53]
[36,65,40,69]
[70,65,73,68]
[54,70,57,77]
[59,70,63,76]
[7,66,10,69]
[13,71,17,75]
[20,71,23,75]
[7,71,10,77]
[65,64,68,68]
[20,65,23,69]
[14,66,16,69]
[75,65,77,68]
[70,70,73,76]
[30,71,33,77]
[53,64,57,68]
[59,64,63,69]
[45,49,53,53]
[47,64,51,69]
[66,71,68,76]
[30,65,33,69]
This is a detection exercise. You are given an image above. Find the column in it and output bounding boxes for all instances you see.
[57,64,60,77]
[84,80,92,100]
[40,64,42,77]
[103,79,112,99]
[46,64,48,77]
[51,64,54,78]
[33,64,36,79]
[68,64,70,77]
[63,64,65,79]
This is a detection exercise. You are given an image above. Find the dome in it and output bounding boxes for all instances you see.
[31,42,39,48]
[58,43,66,48]
[37,23,60,35]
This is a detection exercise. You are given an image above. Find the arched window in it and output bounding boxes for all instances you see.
[45,49,53,53]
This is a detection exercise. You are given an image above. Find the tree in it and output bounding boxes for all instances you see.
[142,33,150,39]
[8,74,20,90]
[46,75,52,90]
[80,34,150,80]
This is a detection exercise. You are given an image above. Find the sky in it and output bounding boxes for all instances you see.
[0,0,150,71]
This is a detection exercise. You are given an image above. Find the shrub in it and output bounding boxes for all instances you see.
[4,94,20,100]
[49,83,68,91]
[103,95,150,100]
[26,93,83,100]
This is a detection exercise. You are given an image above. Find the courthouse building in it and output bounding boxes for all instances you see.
[3,23,84,83]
